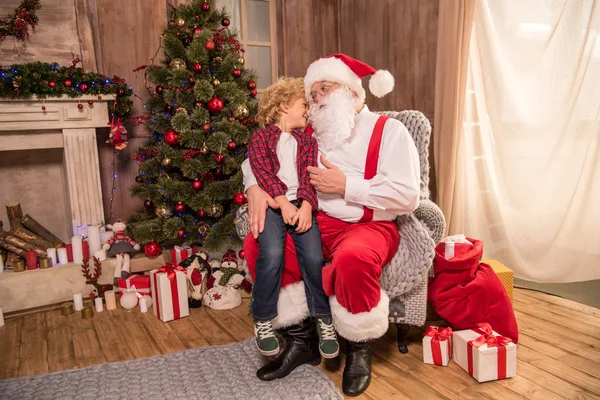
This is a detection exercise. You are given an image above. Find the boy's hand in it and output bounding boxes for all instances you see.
[275,196,298,225]
[294,201,313,233]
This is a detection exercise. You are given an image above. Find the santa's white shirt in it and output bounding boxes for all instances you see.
[242,105,421,222]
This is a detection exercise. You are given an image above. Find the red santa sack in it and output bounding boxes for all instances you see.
[428,237,519,343]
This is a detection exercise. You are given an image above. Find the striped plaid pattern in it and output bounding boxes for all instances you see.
[248,124,318,210]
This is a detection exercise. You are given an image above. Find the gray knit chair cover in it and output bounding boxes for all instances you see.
[234,110,446,327]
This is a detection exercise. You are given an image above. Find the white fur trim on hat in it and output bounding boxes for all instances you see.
[272,281,309,329]
[305,57,366,101]
[369,70,395,98]
[330,289,390,341]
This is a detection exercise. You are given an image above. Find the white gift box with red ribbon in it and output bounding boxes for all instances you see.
[423,326,452,366]
[117,275,151,296]
[453,323,517,382]
[150,264,190,322]
[170,245,196,265]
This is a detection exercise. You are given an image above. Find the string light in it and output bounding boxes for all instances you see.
[107,150,118,222]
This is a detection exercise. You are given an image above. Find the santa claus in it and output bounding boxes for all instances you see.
[242,54,421,396]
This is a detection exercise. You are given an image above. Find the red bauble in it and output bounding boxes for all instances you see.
[165,104,174,113]
[213,153,224,163]
[64,79,72,87]
[233,192,247,205]
[192,63,202,72]
[194,101,203,109]
[164,129,179,145]
[144,241,161,257]
[232,69,242,78]
[177,228,186,239]
[117,88,125,95]
[41,106,46,111]
[227,141,236,150]
[250,89,257,97]
[80,83,88,93]
[193,27,202,36]
[203,123,211,132]
[238,250,245,260]
[204,39,215,51]
[78,104,84,110]
[135,175,144,183]
[183,36,192,45]
[192,179,202,190]
[88,99,94,105]
[144,200,154,209]
[197,209,207,218]
[215,168,223,175]
[207,97,224,113]
[175,202,186,213]
[222,18,230,27]
[156,85,164,93]
[247,81,257,90]
[201,2,210,11]
[49,81,56,88]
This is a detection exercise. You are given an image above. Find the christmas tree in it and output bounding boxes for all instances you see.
[128,0,258,251]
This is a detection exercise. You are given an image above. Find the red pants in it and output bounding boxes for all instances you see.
[245,211,399,315]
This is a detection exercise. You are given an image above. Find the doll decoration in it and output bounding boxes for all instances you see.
[103,220,140,285]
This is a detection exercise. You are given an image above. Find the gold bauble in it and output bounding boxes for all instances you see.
[237,57,245,65]
[200,145,209,154]
[156,205,171,218]
[208,204,223,217]
[213,56,223,66]
[162,157,172,167]
[212,79,221,86]
[176,17,185,27]
[233,105,249,119]
[176,107,188,115]
[170,58,187,70]
[158,171,171,181]
[197,222,210,234]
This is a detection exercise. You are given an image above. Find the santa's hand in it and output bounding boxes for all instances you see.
[308,155,347,195]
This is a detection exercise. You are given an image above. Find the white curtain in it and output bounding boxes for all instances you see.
[459,0,600,282]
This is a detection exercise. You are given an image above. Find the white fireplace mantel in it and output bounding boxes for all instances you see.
[0,95,113,233]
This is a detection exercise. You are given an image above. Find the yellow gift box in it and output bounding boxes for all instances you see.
[482,260,514,301]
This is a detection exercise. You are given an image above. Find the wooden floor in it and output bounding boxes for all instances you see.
[1,288,599,399]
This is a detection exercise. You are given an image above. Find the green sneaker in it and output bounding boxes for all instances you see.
[317,317,339,358]
[254,320,280,356]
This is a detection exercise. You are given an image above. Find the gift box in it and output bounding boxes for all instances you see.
[482,260,514,301]
[170,245,196,265]
[117,274,151,296]
[150,264,190,322]
[453,323,517,382]
[423,326,452,366]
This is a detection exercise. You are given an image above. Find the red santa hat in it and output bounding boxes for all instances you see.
[304,53,395,102]
[221,249,237,268]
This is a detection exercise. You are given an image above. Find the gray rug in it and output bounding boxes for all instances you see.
[0,338,343,400]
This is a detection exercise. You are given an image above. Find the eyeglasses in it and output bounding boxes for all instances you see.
[310,82,339,102]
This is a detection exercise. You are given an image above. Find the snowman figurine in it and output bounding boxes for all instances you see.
[103,220,140,284]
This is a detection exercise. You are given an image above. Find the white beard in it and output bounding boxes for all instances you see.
[308,87,359,153]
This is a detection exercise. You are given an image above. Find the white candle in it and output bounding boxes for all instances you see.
[57,248,69,265]
[139,297,148,313]
[0,308,4,327]
[73,293,84,311]
[94,297,104,313]
[104,290,117,310]
[87,225,102,254]
[100,231,114,245]
[71,236,83,264]
[46,248,57,266]
[93,250,107,261]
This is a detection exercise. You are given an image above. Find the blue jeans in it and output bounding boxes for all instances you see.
[252,205,330,321]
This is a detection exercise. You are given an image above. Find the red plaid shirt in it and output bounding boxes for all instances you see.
[248,124,318,210]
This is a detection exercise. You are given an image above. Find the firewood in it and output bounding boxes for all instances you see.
[3,233,47,257]
[6,202,23,230]
[20,214,64,246]
[6,252,23,268]
[0,237,28,258]
[11,226,54,252]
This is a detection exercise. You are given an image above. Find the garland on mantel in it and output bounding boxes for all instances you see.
[0,0,41,42]
[0,61,133,119]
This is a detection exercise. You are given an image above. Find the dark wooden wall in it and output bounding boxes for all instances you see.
[276,0,439,120]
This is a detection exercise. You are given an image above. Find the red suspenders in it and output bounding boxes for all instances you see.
[357,115,390,223]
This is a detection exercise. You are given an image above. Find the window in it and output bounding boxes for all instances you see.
[214,0,278,91]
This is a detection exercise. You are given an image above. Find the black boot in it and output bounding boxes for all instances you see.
[342,341,372,397]
[257,318,321,381]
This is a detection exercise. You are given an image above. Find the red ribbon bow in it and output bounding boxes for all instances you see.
[468,323,513,379]
[424,326,452,366]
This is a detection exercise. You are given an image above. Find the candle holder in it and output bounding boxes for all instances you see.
[13,260,26,272]
[81,307,94,319]
[60,302,74,315]
[39,257,52,269]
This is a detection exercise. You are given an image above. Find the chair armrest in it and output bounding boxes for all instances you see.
[413,199,446,244]
[234,205,250,241]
